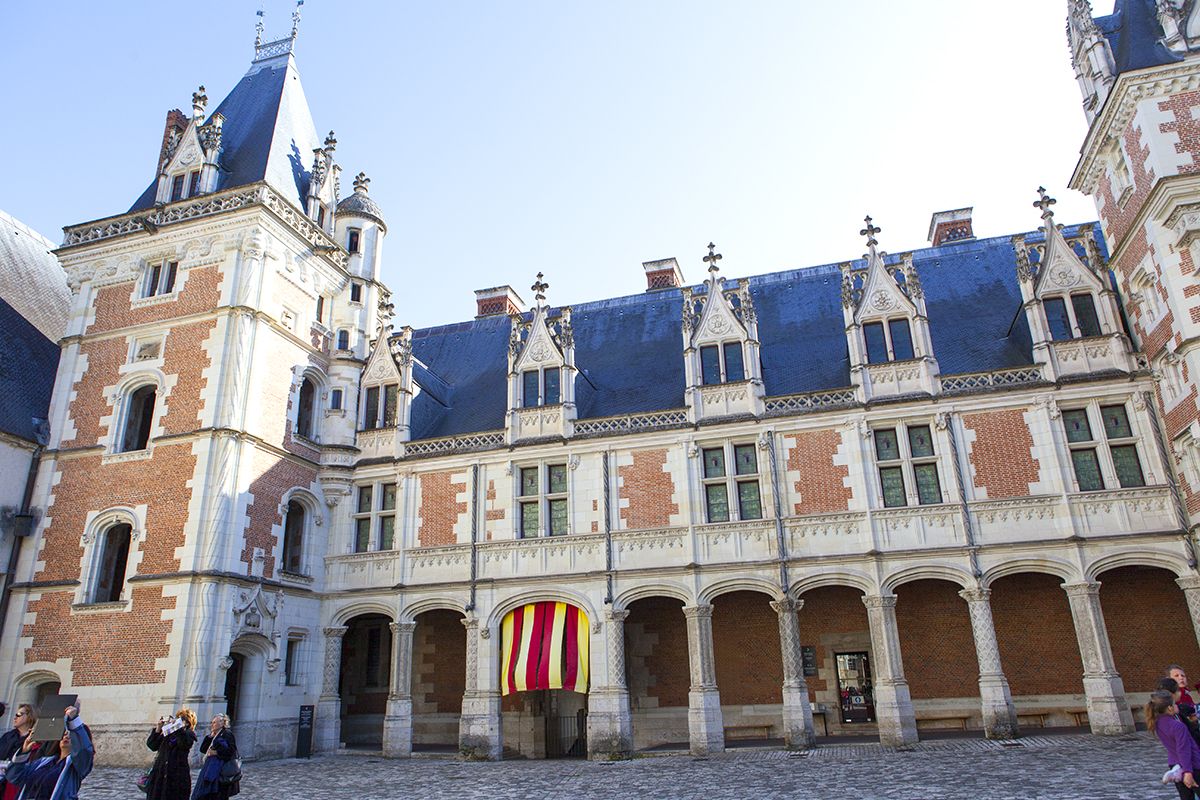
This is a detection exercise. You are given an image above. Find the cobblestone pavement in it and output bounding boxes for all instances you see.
[77,733,1174,799]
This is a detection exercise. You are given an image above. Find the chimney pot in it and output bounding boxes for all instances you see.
[643,257,684,291]
[474,285,526,318]
[928,208,975,246]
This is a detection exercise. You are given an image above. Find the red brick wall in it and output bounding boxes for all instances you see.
[86,266,222,335]
[65,337,126,446]
[796,586,869,698]
[619,449,678,529]
[1098,566,1200,693]
[990,573,1083,696]
[625,597,689,709]
[484,480,504,541]
[894,580,979,700]
[1096,122,1154,250]
[786,430,851,515]
[712,591,782,705]
[1159,91,1200,174]
[417,472,466,547]
[963,409,1040,498]
[413,610,465,714]
[341,615,391,715]
[242,452,319,578]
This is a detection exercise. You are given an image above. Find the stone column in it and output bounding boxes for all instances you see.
[958,588,1019,739]
[683,604,724,755]
[1062,581,1134,734]
[315,626,347,753]
[382,621,416,758]
[771,599,815,749]
[861,595,918,746]
[458,616,502,760]
[587,608,634,760]
[1177,575,1200,651]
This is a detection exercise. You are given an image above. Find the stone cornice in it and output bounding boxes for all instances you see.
[1072,60,1200,194]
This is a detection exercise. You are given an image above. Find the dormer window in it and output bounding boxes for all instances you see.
[348,228,361,254]
[1043,293,1102,340]
[522,367,560,407]
[863,318,915,364]
[143,260,178,298]
[350,282,363,303]
[362,384,398,430]
[316,205,327,229]
[170,175,185,202]
[315,295,325,325]
[336,329,350,350]
[700,342,745,384]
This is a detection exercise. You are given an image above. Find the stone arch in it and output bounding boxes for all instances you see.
[402,596,467,623]
[80,506,142,604]
[980,557,1080,589]
[790,568,877,598]
[1084,549,1190,582]
[339,611,394,748]
[613,581,694,610]
[110,369,167,453]
[883,564,973,594]
[409,604,468,750]
[699,576,783,605]
[486,587,598,630]
[331,600,397,627]
[278,488,322,576]
[10,669,63,710]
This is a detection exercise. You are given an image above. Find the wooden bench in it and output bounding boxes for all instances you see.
[811,708,830,736]
[1017,712,1049,728]
[1067,708,1089,727]
[915,713,971,731]
[724,724,773,740]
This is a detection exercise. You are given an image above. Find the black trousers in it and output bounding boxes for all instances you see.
[1176,781,1200,800]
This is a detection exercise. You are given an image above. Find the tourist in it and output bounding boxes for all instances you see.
[191,714,240,799]
[1170,666,1197,705]
[0,704,37,800]
[146,708,197,800]
[1149,689,1200,799]
[4,705,94,800]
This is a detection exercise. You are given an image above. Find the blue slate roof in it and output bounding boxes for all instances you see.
[129,54,322,213]
[401,224,1102,441]
[0,297,59,444]
[1096,0,1182,76]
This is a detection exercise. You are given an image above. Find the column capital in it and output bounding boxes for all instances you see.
[461,616,480,631]
[604,607,631,623]
[1177,575,1200,592]
[770,598,804,615]
[958,587,991,604]
[323,625,349,639]
[683,604,714,619]
[389,621,417,636]
[861,594,897,610]
[1061,581,1101,597]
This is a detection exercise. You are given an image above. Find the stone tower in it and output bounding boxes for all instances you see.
[0,16,388,763]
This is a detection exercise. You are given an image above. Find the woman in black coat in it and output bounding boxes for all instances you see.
[190,714,239,800]
[146,708,197,800]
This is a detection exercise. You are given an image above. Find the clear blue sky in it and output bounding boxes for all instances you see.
[3,1,1108,328]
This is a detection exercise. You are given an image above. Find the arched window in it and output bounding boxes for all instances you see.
[296,378,316,440]
[120,385,156,452]
[337,329,350,350]
[282,500,305,574]
[91,523,132,603]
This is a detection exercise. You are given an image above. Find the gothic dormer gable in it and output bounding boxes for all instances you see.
[682,243,756,347]
[506,273,577,441]
[155,87,223,204]
[509,274,573,373]
[363,331,402,387]
[842,217,922,326]
[1021,189,1107,300]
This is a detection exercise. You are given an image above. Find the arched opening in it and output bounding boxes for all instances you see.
[711,590,783,745]
[893,579,980,733]
[498,600,590,758]
[296,378,316,440]
[411,609,466,753]
[796,585,872,738]
[624,596,689,751]
[340,613,392,749]
[1098,565,1199,719]
[90,522,132,603]
[224,638,268,758]
[119,385,156,452]
[224,653,244,721]
[281,500,305,575]
[990,572,1084,728]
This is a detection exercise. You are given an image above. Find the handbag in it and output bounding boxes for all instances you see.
[136,766,153,792]
[218,756,242,786]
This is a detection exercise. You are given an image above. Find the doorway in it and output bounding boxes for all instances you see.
[835,651,875,724]
[224,654,244,721]
[543,690,587,758]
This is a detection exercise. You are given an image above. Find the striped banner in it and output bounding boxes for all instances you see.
[500,601,589,695]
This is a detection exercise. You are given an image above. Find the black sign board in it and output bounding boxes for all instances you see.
[296,705,314,759]
[801,646,818,677]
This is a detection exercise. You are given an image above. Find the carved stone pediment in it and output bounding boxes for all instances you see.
[232,584,284,650]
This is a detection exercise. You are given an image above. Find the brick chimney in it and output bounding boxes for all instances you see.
[643,258,684,291]
[928,208,975,246]
[158,108,189,168]
[474,285,526,318]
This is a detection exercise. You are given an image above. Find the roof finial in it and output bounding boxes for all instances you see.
[531,272,549,305]
[291,0,304,40]
[1034,186,1057,222]
[353,172,370,194]
[860,215,881,255]
[324,131,337,153]
[192,86,208,119]
[255,7,265,47]
[703,242,722,276]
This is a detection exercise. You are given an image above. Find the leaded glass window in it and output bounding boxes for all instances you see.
[701,443,761,522]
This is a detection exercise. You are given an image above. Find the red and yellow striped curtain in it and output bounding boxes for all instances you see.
[500,601,589,695]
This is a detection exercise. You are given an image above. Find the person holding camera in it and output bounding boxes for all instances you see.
[4,705,93,800]
[190,714,239,800]
[145,708,197,800]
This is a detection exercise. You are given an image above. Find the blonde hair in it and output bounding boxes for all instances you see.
[176,708,197,730]
[16,704,36,726]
